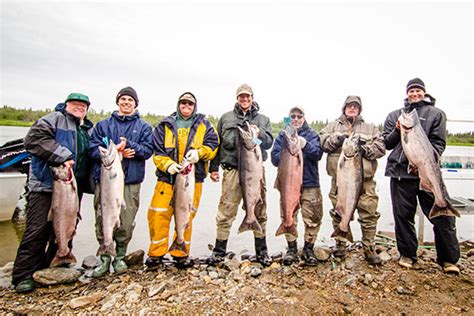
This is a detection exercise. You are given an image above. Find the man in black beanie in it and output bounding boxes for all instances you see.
[89,86,153,277]
[383,78,460,274]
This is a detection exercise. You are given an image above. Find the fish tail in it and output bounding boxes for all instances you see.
[238,218,263,234]
[275,223,298,238]
[169,240,188,254]
[331,226,354,243]
[50,251,77,268]
[99,243,116,256]
[429,201,461,219]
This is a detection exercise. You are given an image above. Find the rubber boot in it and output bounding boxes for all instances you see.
[255,237,272,267]
[364,246,382,265]
[92,254,112,278]
[145,256,163,268]
[282,240,298,266]
[15,278,36,293]
[333,241,347,258]
[206,239,227,266]
[301,242,319,266]
[173,256,194,269]
[112,245,128,274]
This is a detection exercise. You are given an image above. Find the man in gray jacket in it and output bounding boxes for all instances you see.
[320,96,385,265]
[207,84,273,266]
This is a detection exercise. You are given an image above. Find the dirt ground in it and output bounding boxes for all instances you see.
[1,241,473,315]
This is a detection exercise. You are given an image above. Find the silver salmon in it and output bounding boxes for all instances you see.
[49,164,79,267]
[332,134,363,242]
[399,109,460,219]
[237,121,264,234]
[274,124,303,238]
[98,141,125,256]
[169,159,195,255]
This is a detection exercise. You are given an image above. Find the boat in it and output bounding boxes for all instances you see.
[0,138,30,222]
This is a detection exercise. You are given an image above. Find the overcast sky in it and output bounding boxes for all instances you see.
[1,1,472,132]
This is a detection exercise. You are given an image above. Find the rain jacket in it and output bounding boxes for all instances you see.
[25,103,94,192]
[271,121,323,188]
[320,97,385,179]
[89,111,153,184]
[209,102,273,171]
[153,93,219,184]
[383,94,446,179]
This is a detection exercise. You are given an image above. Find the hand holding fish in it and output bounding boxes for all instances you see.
[250,124,260,136]
[185,149,199,163]
[116,137,127,152]
[210,171,220,182]
[122,148,135,158]
[63,159,74,170]
[168,163,183,175]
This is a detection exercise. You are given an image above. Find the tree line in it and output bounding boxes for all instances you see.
[1,105,472,144]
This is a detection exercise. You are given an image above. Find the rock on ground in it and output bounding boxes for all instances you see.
[33,267,82,285]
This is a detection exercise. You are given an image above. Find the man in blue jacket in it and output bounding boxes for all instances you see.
[12,92,93,293]
[271,106,324,266]
[89,87,153,277]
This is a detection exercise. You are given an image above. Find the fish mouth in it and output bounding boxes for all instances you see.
[401,124,413,130]
[180,164,193,175]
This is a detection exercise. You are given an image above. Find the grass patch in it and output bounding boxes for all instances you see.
[0,120,34,127]
[447,142,474,147]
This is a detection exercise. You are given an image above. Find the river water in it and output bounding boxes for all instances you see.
[0,125,473,266]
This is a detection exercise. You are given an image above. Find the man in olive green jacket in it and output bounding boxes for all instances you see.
[320,95,385,265]
[208,83,274,267]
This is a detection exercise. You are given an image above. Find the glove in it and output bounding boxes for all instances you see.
[298,136,307,149]
[185,149,199,164]
[336,135,348,147]
[167,163,182,175]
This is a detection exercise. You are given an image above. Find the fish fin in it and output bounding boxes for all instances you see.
[429,201,461,219]
[419,177,431,192]
[169,240,188,255]
[238,218,263,234]
[275,223,298,238]
[331,226,353,243]
[50,251,77,268]
[99,243,116,256]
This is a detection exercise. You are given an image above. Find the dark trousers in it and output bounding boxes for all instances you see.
[12,191,83,285]
[390,178,460,266]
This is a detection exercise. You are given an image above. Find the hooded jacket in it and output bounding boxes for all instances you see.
[153,92,219,184]
[320,96,385,179]
[209,102,273,171]
[271,121,323,187]
[383,94,446,179]
[25,103,94,192]
[89,111,153,184]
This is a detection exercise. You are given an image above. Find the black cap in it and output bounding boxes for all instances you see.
[116,86,139,107]
[406,78,425,93]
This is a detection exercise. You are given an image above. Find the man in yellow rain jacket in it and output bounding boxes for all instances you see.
[146,92,219,268]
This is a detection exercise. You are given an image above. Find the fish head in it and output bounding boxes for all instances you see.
[238,121,258,149]
[99,140,119,167]
[398,109,419,131]
[342,134,361,158]
[51,164,72,182]
[283,124,301,154]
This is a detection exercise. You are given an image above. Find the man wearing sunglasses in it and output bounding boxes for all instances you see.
[207,84,274,267]
[146,92,219,269]
[271,106,324,266]
[320,96,385,265]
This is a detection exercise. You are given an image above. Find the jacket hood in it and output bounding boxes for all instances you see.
[176,92,197,120]
[112,110,140,121]
[341,95,362,114]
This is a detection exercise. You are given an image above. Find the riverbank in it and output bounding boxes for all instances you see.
[1,241,473,314]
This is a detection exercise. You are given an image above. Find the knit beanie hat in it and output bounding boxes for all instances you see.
[116,86,139,107]
[406,78,425,93]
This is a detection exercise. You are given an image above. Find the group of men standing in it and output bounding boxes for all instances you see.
[11,78,461,293]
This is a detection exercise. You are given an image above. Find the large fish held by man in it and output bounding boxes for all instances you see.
[237,121,264,234]
[274,124,303,238]
[98,140,126,256]
[169,158,195,255]
[332,134,364,242]
[49,164,79,267]
[398,109,460,219]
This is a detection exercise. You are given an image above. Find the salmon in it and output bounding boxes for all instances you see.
[237,122,264,234]
[49,165,79,267]
[274,124,303,238]
[399,109,460,219]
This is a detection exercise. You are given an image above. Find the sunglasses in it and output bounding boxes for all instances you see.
[290,114,304,120]
[180,101,195,106]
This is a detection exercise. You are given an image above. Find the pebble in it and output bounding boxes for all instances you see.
[250,267,262,278]
[223,257,240,271]
[209,271,219,279]
[378,251,392,263]
[467,249,474,257]
[314,247,331,262]
[363,273,373,285]
[345,259,355,270]
[0,262,14,275]
[124,250,145,267]
[82,255,101,270]
[69,292,103,309]
[148,282,167,297]
[268,262,281,270]
[396,286,414,295]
